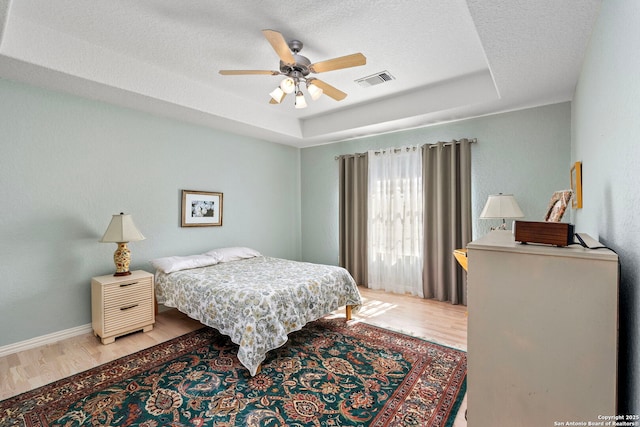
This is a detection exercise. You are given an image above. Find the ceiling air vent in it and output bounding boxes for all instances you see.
[355,71,395,88]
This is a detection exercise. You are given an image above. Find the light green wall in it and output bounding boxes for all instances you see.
[572,0,639,413]
[301,103,571,265]
[0,79,575,359]
[0,79,301,346]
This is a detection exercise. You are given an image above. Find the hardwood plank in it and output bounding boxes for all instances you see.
[0,287,468,426]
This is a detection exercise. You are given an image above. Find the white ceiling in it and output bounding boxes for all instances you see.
[0,0,601,148]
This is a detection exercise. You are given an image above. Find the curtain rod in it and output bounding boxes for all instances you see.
[335,138,477,160]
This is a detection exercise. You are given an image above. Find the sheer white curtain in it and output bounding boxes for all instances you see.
[367,146,424,297]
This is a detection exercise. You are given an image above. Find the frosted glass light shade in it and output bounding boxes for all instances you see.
[269,87,285,103]
[307,82,323,100]
[480,194,524,219]
[295,91,307,109]
[280,77,296,94]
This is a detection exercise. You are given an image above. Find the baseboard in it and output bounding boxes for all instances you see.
[0,323,93,358]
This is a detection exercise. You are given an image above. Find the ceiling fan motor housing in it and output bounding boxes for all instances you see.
[280,54,311,77]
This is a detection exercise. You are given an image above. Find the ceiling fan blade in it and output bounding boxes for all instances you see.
[219,70,280,75]
[311,79,347,101]
[309,53,366,73]
[262,29,296,66]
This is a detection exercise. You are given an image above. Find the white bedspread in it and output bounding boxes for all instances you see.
[154,256,362,375]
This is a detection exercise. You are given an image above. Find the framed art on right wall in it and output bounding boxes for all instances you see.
[571,161,583,208]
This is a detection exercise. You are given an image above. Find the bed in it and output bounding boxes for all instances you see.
[152,247,362,376]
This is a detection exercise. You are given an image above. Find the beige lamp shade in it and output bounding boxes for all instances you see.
[480,194,525,219]
[100,213,145,243]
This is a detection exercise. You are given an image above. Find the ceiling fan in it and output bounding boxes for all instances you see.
[219,30,366,108]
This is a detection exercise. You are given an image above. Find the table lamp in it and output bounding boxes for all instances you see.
[480,193,524,230]
[100,213,145,276]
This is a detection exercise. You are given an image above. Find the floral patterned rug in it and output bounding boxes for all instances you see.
[0,318,466,427]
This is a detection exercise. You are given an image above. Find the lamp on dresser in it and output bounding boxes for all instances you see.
[479,193,524,230]
[100,212,145,276]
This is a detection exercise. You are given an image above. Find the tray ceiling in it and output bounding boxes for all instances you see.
[0,0,601,147]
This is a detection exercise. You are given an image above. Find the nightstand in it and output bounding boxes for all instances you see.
[91,270,155,344]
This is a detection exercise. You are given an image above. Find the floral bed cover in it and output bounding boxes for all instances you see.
[154,256,362,375]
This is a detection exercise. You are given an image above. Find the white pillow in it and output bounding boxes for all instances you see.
[204,246,261,263]
[149,253,222,274]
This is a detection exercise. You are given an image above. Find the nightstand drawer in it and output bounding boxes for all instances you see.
[104,299,154,334]
[103,278,152,309]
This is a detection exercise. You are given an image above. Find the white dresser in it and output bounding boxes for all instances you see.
[467,231,618,426]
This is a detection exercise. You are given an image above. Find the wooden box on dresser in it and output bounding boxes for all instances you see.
[466,230,618,426]
[91,270,155,344]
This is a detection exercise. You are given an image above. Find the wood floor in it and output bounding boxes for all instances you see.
[0,286,468,425]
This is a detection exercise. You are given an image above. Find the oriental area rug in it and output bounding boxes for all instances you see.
[0,318,467,427]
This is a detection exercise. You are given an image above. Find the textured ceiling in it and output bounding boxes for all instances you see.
[0,0,601,147]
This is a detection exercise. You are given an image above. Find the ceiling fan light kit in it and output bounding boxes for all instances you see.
[306,79,323,100]
[279,77,296,94]
[269,87,286,103]
[219,29,366,109]
[295,91,307,109]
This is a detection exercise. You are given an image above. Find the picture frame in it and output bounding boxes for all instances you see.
[544,190,572,222]
[570,161,583,209]
[181,190,223,227]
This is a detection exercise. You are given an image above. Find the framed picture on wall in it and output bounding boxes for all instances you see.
[570,161,583,209]
[181,190,223,227]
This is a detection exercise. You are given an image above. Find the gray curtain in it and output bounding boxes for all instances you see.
[338,154,368,285]
[422,139,472,305]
